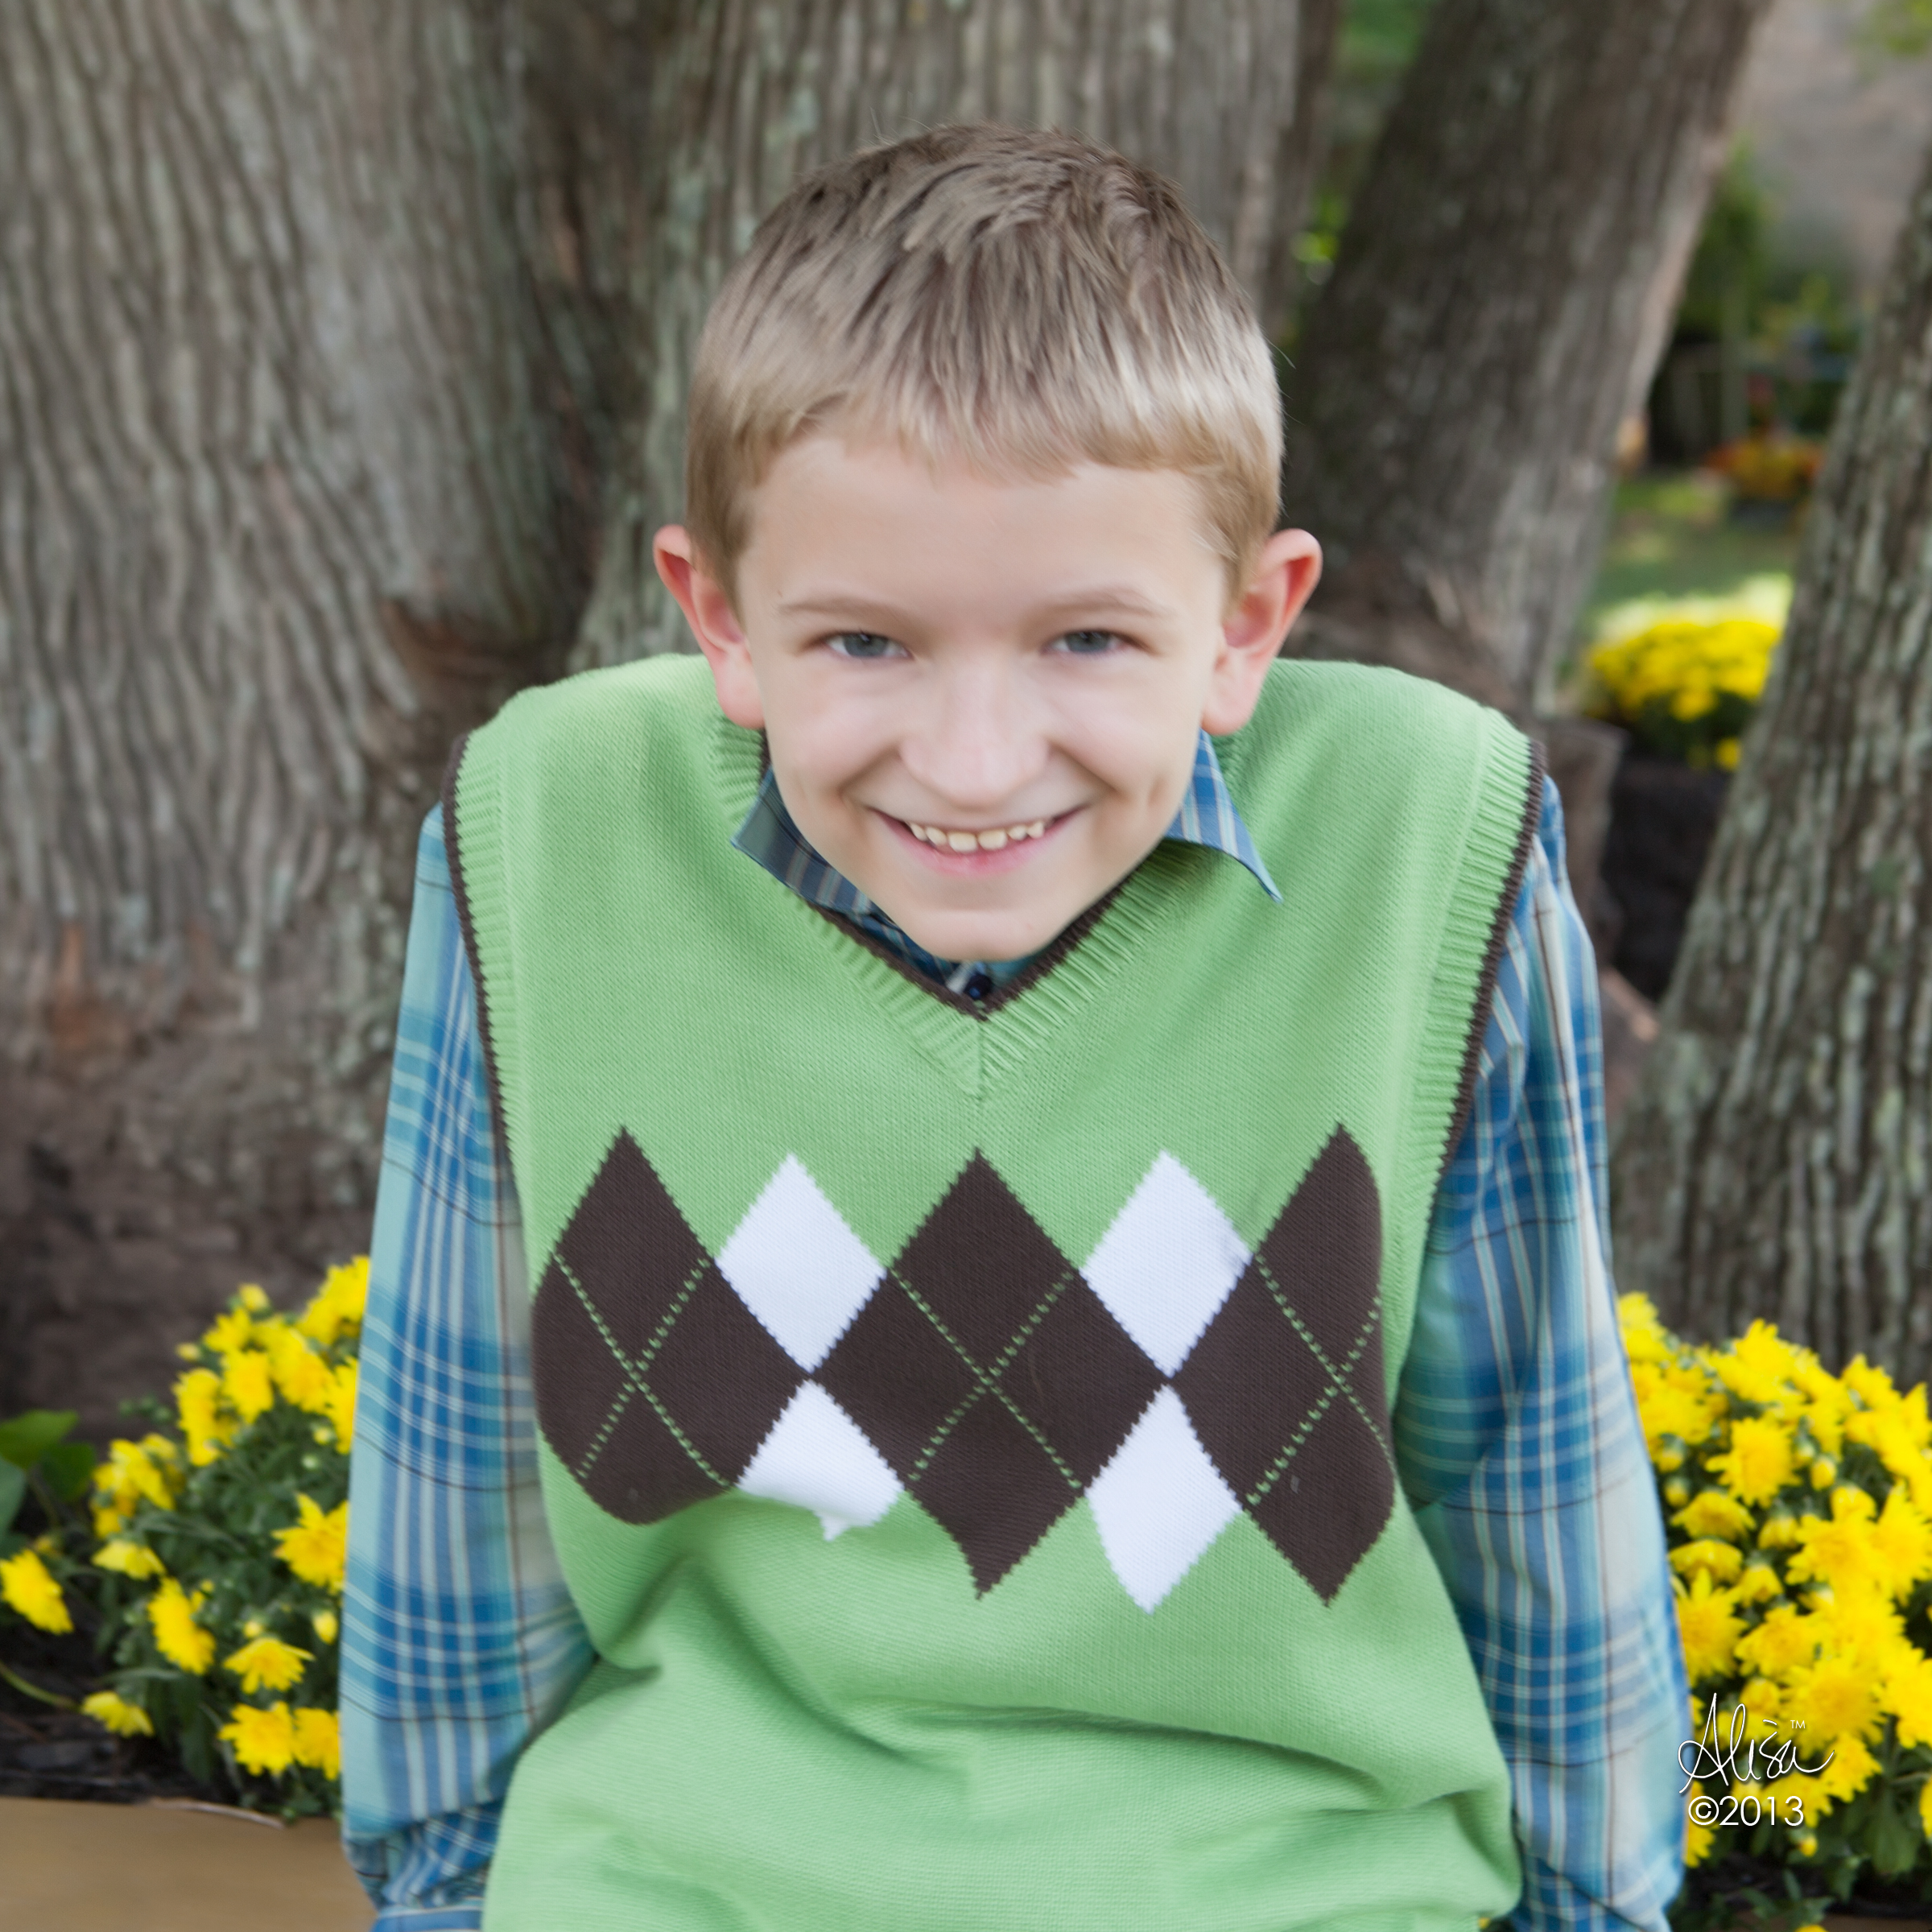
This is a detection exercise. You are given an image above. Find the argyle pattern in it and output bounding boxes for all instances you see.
[531,1133,1392,1608]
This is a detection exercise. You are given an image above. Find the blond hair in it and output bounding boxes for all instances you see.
[685,125,1282,604]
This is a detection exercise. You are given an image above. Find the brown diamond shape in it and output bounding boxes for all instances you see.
[578,1389,724,1526]
[647,1261,803,1483]
[531,1256,636,1478]
[914,1397,1077,1594]
[1013,1281,1164,1484]
[1170,1264,1329,1497]
[1172,1125,1393,1600]
[1249,1399,1394,1603]
[555,1132,709,1358]
[1254,1129,1383,1368]
[892,1153,1071,1363]
[535,1132,797,1525]
[817,1278,980,1480]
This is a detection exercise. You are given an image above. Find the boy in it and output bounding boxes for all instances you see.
[343,126,1685,1930]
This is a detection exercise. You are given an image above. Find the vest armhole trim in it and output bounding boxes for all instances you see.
[440,729,514,1160]
[1436,738,1546,1189]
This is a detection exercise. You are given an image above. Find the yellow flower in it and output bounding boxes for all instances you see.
[1711,1415,1796,1506]
[147,1577,216,1674]
[297,1257,369,1348]
[93,1437,182,1518]
[1785,1486,1884,1596]
[1736,1604,1818,1679]
[1673,1490,1755,1543]
[174,1367,233,1467]
[221,1348,275,1426]
[325,1360,358,1453]
[1732,1561,1783,1606]
[263,1325,334,1413]
[275,1494,349,1592]
[224,1636,313,1695]
[1684,1781,1715,1867]
[203,1306,258,1357]
[1812,1730,1878,1804]
[237,1283,271,1314]
[94,1539,164,1579]
[0,1549,72,1633]
[220,1701,296,1776]
[292,1707,341,1778]
[1675,1572,1744,1685]
[1671,1539,1744,1585]
[1921,1778,1932,1843]
[1784,1653,1883,1744]
[311,1608,339,1645]
[80,1690,155,1737]
[1885,1650,1932,1748]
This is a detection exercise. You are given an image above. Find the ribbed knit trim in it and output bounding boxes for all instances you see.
[440,730,512,1158]
[1439,742,1546,1186]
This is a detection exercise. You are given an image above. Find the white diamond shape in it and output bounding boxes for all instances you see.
[1086,1388,1241,1611]
[716,1156,884,1369]
[737,1381,902,1539]
[1082,1153,1251,1374]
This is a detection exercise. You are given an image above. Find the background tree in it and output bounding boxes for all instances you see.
[1281,0,1771,713]
[1612,146,1932,1383]
[0,0,1338,1432]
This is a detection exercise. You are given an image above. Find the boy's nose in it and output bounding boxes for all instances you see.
[898,663,1049,811]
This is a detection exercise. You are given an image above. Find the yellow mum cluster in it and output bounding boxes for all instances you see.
[169,1270,360,1472]
[78,1260,366,1810]
[1587,596,1782,772]
[1623,1294,1932,1884]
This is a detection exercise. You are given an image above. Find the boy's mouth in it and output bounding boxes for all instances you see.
[906,817,1048,852]
[883,808,1071,870]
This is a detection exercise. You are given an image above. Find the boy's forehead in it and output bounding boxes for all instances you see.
[740,433,1224,580]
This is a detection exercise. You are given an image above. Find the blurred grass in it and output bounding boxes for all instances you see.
[1582,472,1802,635]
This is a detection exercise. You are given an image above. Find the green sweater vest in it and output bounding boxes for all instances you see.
[447,655,1539,1932]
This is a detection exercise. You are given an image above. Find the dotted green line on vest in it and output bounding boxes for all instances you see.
[559,1257,731,1492]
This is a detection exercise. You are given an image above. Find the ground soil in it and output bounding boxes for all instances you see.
[0,1617,232,1807]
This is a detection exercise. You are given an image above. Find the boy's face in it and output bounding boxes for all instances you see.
[657,438,1320,964]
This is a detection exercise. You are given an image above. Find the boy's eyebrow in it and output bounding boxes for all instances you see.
[774,586,1183,625]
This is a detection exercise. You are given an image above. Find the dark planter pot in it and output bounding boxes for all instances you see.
[1600,754,1732,1004]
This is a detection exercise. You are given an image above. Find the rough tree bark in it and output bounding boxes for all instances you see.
[1280,0,1769,711]
[0,0,592,1430]
[1612,150,1932,1383]
[0,0,1337,1432]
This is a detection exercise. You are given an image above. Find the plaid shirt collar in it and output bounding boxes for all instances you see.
[732,729,1279,997]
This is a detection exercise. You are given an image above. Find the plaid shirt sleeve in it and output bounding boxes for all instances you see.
[341,808,594,1931]
[341,786,1686,1930]
[1397,777,1689,1932]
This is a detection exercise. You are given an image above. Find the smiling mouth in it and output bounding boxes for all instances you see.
[904,817,1051,852]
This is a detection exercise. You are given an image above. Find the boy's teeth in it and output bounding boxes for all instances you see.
[911,819,1046,851]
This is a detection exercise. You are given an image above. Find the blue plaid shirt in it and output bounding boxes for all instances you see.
[342,737,1686,1930]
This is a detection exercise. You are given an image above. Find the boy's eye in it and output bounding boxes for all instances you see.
[827,632,906,660]
[1051,629,1122,655]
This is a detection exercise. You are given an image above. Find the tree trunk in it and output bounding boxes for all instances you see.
[1612,149,1932,1382]
[0,0,1336,1435]
[569,0,1341,668]
[1280,0,1769,710]
[0,0,592,1432]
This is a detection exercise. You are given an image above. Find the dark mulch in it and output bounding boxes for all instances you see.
[0,1617,233,1806]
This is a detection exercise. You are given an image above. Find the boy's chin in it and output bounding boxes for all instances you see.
[872,897,1071,968]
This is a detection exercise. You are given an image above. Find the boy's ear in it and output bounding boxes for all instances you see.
[1201,528,1323,736]
[653,525,766,730]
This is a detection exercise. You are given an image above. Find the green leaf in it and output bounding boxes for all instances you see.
[0,1460,25,1537]
[41,1439,97,1501]
[0,1409,77,1469]
[1872,1787,1918,1876]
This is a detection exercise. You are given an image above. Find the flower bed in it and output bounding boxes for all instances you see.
[0,1263,363,1817]
[1624,1294,1932,1924]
